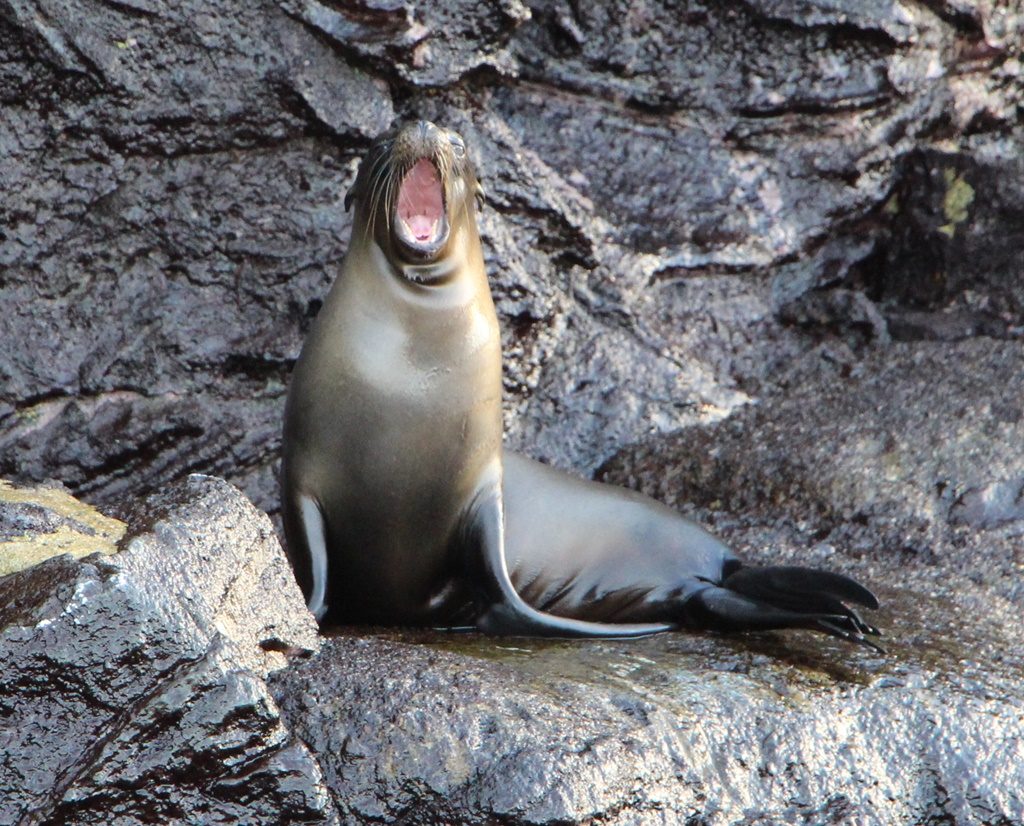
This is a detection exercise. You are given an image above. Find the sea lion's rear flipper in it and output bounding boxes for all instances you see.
[684,565,883,652]
[464,482,674,639]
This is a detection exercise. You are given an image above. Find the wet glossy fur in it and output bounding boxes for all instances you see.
[281,121,882,650]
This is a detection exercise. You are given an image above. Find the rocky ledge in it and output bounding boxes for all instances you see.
[3,471,1022,825]
[3,0,1023,822]
[0,476,330,826]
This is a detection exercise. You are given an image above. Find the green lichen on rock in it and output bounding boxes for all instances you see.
[939,167,975,238]
[0,480,125,576]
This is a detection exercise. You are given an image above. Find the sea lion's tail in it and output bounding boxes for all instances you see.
[683,564,883,652]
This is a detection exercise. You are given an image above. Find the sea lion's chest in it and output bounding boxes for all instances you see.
[328,265,499,408]
[302,261,503,512]
[292,261,502,618]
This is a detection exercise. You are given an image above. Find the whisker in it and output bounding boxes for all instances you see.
[384,165,397,233]
[366,151,390,240]
[387,159,411,233]
[367,144,397,240]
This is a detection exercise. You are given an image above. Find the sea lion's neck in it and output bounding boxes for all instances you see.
[397,254,460,286]
[351,219,489,304]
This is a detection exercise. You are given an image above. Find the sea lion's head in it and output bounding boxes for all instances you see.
[346,120,483,273]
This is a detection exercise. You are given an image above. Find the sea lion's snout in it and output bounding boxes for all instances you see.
[390,121,455,261]
[346,120,480,272]
[392,119,444,163]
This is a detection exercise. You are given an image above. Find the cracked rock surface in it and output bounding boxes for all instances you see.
[0,476,331,826]
[2,0,1023,823]
[3,0,1020,512]
[4,476,1022,825]
[271,613,1024,825]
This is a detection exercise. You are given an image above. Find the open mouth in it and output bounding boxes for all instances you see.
[395,158,448,255]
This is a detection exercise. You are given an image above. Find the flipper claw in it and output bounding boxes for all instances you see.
[816,619,886,654]
[683,564,883,652]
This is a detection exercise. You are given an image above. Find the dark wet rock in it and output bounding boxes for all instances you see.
[0,476,331,826]
[778,288,892,349]
[885,307,1015,342]
[948,474,1024,531]
[601,338,1024,567]
[850,146,1024,341]
[2,1,1023,820]
[3,473,1023,824]
[272,606,1024,825]
[280,0,531,88]
[3,0,1022,505]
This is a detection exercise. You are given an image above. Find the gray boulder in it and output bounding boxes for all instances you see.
[0,476,332,826]
[3,463,1023,824]
[271,614,1024,824]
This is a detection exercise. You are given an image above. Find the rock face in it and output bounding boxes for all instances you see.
[600,338,1024,573]
[2,0,1021,513]
[3,0,1023,823]
[0,476,332,826]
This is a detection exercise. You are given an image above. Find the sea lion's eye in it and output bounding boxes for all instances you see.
[449,135,465,158]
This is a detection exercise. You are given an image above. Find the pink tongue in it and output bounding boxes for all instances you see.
[408,215,436,241]
[397,158,443,243]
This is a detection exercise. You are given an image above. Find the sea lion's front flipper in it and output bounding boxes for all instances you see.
[286,493,329,622]
[463,481,674,639]
[683,565,883,652]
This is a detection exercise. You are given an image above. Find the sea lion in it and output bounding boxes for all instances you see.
[281,120,881,649]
